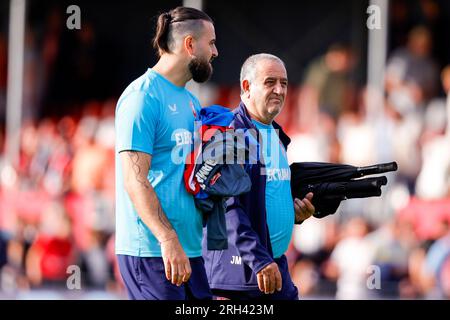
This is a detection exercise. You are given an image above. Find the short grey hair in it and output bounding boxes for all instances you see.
[239,53,286,94]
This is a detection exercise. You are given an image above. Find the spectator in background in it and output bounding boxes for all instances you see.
[415,65,450,199]
[384,26,439,194]
[388,0,446,63]
[25,201,75,289]
[422,221,450,298]
[287,44,356,166]
[71,113,110,195]
[336,87,378,166]
[300,43,356,123]
[77,228,112,289]
[386,25,439,106]
[403,241,431,298]
[1,217,36,294]
[369,218,418,297]
[324,217,374,299]
[64,102,115,290]
[290,217,339,297]
[290,258,319,297]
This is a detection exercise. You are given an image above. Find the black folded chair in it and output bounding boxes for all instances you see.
[290,162,398,219]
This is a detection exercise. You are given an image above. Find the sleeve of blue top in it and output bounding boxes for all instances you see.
[116,90,160,155]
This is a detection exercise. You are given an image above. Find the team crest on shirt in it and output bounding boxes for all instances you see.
[168,103,178,114]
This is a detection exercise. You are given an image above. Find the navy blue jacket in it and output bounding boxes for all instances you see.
[202,102,291,291]
[185,105,252,250]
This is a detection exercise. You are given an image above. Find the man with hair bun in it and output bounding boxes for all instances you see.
[115,6,218,300]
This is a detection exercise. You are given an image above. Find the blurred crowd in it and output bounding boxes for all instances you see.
[0,99,122,297]
[284,25,450,299]
[0,0,450,299]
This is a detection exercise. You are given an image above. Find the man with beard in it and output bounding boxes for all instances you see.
[115,7,218,300]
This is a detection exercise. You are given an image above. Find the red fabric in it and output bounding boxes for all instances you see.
[183,141,203,195]
[34,235,74,280]
[199,124,228,142]
[183,124,231,195]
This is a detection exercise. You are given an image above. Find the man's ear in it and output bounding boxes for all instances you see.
[242,80,251,98]
[184,35,195,56]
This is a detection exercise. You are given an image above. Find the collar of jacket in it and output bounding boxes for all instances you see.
[234,101,291,149]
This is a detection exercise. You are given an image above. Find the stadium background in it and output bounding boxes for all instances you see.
[0,0,449,299]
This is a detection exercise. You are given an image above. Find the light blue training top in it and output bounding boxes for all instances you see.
[252,119,295,259]
[115,68,203,257]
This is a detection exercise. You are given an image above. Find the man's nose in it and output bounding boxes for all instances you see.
[273,83,284,95]
[212,46,218,58]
